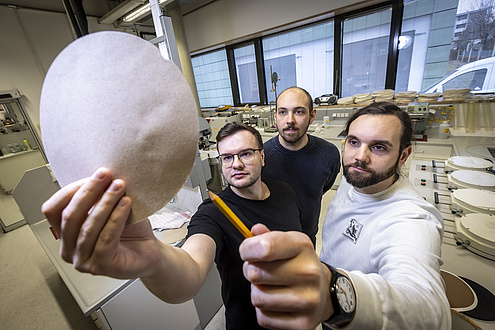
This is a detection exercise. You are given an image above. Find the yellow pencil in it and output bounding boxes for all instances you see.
[208,191,253,238]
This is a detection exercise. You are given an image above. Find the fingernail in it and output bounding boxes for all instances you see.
[91,168,106,180]
[109,180,122,192]
[118,197,128,207]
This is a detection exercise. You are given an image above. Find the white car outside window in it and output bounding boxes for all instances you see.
[422,57,495,94]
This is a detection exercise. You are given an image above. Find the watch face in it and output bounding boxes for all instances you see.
[336,276,356,313]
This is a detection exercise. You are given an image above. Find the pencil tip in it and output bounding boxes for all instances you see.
[208,190,216,199]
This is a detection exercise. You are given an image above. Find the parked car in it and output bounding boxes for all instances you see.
[421,57,495,94]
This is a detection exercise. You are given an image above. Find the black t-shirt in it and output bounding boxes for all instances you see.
[186,179,302,330]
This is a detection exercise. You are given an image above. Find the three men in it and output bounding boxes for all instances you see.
[43,98,451,329]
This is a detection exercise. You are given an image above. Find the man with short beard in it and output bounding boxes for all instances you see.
[240,102,450,330]
[262,86,340,246]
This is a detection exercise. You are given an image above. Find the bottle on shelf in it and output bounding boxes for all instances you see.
[23,139,31,150]
[438,120,450,139]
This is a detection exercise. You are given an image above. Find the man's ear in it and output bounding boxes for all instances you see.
[398,145,412,166]
[260,149,265,167]
[309,109,316,124]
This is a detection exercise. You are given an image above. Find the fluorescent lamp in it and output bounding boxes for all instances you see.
[99,0,146,24]
[122,0,173,23]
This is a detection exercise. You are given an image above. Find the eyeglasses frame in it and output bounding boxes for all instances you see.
[218,148,263,168]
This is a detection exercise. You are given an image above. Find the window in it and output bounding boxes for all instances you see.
[396,0,495,93]
[233,43,260,104]
[262,20,334,103]
[191,49,233,108]
[191,0,495,109]
[341,9,392,96]
[444,69,487,91]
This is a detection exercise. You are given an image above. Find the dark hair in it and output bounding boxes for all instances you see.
[344,102,412,152]
[216,122,263,149]
[276,86,313,112]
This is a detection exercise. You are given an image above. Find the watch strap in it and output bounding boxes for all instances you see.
[321,262,355,326]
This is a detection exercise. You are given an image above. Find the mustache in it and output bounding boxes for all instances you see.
[345,160,371,172]
[283,125,298,131]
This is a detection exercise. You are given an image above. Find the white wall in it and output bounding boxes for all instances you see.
[183,0,364,52]
[0,6,131,137]
[0,7,73,135]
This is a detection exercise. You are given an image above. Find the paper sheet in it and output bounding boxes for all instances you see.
[148,211,192,231]
[40,31,198,224]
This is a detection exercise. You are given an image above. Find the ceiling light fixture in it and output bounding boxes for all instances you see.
[99,0,146,24]
[122,0,174,23]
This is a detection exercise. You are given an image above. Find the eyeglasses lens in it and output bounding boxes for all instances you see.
[221,149,256,167]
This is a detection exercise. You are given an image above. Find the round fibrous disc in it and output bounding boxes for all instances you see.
[40,31,198,224]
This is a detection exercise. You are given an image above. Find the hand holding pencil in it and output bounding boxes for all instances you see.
[239,224,324,330]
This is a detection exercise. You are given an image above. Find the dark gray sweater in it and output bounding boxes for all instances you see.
[262,134,340,245]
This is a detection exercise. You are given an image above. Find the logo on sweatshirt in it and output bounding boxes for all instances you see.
[343,218,363,244]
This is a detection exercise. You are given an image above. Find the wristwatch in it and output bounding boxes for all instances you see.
[322,262,356,327]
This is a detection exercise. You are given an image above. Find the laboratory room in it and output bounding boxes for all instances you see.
[1,0,494,329]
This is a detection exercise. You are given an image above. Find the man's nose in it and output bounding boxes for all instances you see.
[354,146,370,163]
[287,112,295,124]
[232,155,244,168]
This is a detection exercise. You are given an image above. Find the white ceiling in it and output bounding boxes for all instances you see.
[2,0,113,17]
[1,0,208,22]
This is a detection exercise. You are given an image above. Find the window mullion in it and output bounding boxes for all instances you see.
[334,16,343,97]
[385,0,404,90]
[226,46,241,106]
[254,38,267,105]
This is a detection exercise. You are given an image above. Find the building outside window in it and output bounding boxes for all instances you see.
[233,43,260,104]
[341,9,392,97]
[397,0,495,92]
[262,20,334,103]
[191,49,233,108]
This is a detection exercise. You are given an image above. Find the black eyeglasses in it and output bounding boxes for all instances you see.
[219,148,262,168]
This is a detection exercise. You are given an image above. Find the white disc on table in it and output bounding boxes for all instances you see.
[458,213,495,248]
[40,31,198,224]
[447,156,493,171]
[455,213,495,260]
[450,170,495,191]
[452,189,495,215]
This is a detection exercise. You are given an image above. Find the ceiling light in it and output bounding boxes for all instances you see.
[122,0,174,23]
[99,0,146,24]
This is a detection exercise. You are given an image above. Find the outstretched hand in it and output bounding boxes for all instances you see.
[42,168,162,279]
[239,224,333,329]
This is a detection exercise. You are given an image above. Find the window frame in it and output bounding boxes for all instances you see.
[192,0,407,108]
[226,38,267,107]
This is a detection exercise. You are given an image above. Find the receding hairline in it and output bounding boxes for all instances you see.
[277,87,313,111]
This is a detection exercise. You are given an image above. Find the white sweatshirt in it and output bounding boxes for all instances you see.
[320,175,451,329]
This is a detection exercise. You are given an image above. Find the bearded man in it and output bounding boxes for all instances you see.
[262,86,340,246]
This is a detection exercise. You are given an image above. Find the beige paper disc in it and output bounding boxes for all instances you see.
[40,31,198,224]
